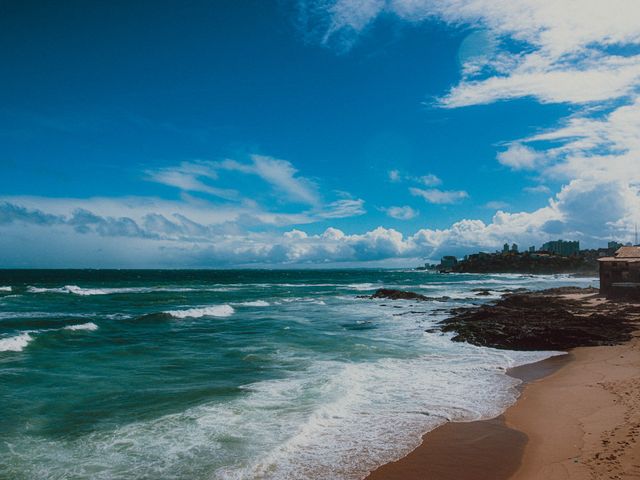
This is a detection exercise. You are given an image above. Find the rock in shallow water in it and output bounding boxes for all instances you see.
[369,289,429,301]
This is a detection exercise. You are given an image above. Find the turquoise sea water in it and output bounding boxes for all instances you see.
[0,270,598,479]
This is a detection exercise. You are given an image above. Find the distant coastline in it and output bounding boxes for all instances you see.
[418,240,629,275]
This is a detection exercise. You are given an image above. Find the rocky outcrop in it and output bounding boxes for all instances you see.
[369,289,429,301]
[439,288,639,351]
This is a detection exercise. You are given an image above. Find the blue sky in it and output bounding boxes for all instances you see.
[1,0,640,267]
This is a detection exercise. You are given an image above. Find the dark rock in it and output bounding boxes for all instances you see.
[475,290,492,296]
[369,289,429,301]
[439,288,638,351]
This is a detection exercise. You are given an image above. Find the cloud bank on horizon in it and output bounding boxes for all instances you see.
[2,0,640,267]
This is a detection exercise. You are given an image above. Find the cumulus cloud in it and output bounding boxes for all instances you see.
[2,176,639,267]
[410,187,469,204]
[497,143,544,170]
[381,205,419,220]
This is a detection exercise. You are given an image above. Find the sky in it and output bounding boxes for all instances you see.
[1,0,640,268]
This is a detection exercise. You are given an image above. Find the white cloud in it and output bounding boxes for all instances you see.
[418,173,442,186]
[148,155,320,206]
[410,187,469,204]
[248,155,320,206]
[442,56,640,107]
[214,155,320,206]
[388,170,442,186]
[388,169,401,182]
[6,2,640,266]
[381,205,419,220]
[300,1,640,107]
[497,143,544,170]
[146,161,239,200]
[2,178,639,267]
[316,198,366,218]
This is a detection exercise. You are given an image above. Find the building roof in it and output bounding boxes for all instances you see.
[598,258,640,263]
[614,246,640,258]
[598,246,640,263]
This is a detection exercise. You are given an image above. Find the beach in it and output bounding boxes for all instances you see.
[367,291,640,480]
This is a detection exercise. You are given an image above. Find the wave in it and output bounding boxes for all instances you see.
[280,297,327,305]
[63,322,99,331]
[26,284,243,296]
[343,283,377,291]
[0,286,12,292]
[28,285,100,295]
[0,332,33,352]
[235,300,270,307]
[7,347,559,479]
[164,305,235,319]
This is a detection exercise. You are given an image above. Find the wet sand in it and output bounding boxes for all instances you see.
[365,355,570,480]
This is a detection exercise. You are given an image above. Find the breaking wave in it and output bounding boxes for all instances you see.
[63,322,99,331]
[164,305,235,319]
[0,332,33,352]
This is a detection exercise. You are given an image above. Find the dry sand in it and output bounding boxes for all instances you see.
[508,336,640,480]
[366,294,640,480]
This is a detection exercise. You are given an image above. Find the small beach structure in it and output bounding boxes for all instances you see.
[598,246,640,298]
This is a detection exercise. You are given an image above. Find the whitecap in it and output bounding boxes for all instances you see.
[63,322,99,331]
[0,286,12,292]
[164,305,235,319]
[235,300,270,307]
[343,283,377,291]
[0,332,33,352]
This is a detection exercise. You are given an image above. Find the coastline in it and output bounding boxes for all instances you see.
[365,290,640,480]
[364,354,571,480]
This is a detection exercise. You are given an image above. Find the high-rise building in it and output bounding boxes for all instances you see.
[541,240,580,256]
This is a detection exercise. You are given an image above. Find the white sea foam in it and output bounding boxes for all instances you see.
[27,285,243,295]
[63,322,99,331]
[5,344,559,479]
[0,332,33,352]
[27,285,115,295]
[0,286,12,292]
[343,283,377,291]
[165,305,235,319]
[235,300,270,307]
[281,297,327,305]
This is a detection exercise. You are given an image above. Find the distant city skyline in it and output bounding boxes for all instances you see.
[1,1,640,267]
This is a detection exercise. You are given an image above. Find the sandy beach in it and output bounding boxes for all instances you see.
[367,292,640,480]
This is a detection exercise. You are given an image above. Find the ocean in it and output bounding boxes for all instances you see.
[0,270,598,479]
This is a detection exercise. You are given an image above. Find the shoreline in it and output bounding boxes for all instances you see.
[364,354,572,480]
[365,290,640,480]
